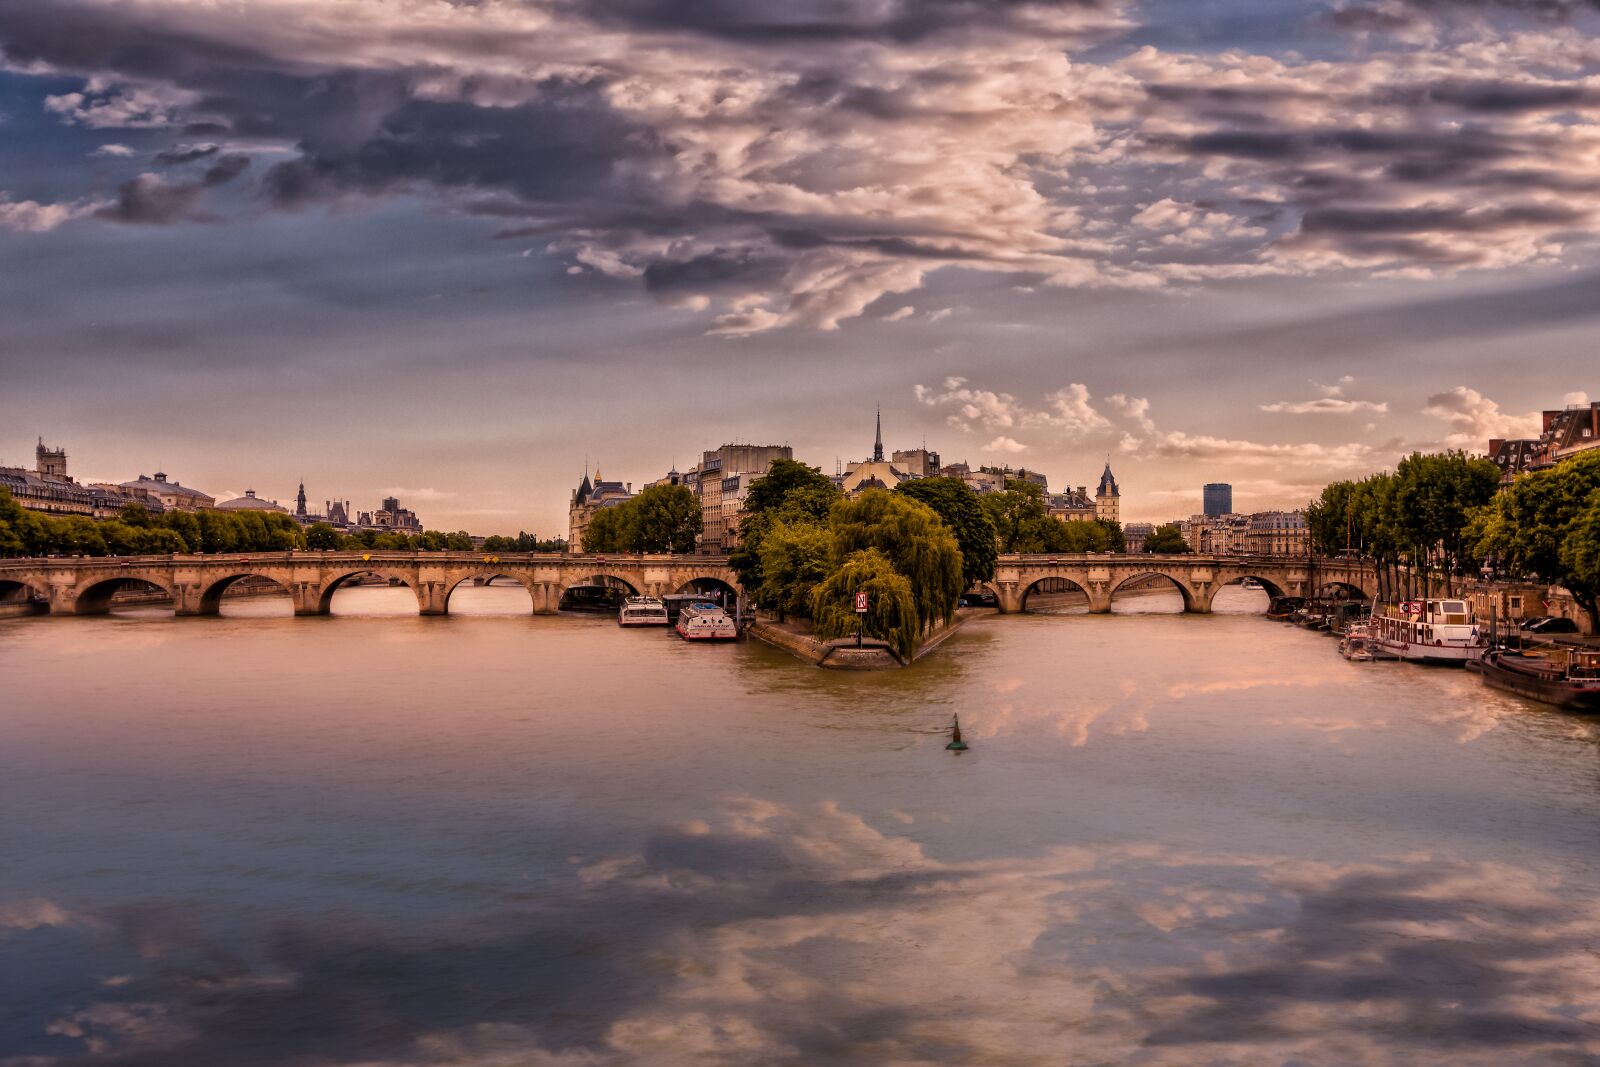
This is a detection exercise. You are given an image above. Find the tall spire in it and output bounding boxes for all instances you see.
[873,405,884,463]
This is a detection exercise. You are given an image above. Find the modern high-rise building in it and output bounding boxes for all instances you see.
[1203,482,1232,518]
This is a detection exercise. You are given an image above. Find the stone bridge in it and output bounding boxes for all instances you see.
[0,552,742,616]
[983,553,1376,614]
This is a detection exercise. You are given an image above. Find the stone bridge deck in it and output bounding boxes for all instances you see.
[0,551,741,616]
[0,551,1375,618]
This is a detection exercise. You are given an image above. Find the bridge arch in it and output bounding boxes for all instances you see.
[1316,579,1372,601]
[72,575,178,615]
[442,572,536,614]
[558,573,639,612]
[1109,570,1196,613]
[0,578,48,613]
[674,576,738,601]
[198,573,293,615]
[318,569,422,614]
[1020,575,1093,614]
[1220,574,1288,600]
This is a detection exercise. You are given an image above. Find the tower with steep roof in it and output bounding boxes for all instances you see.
[1095,459,1120,524]
[873,406,884,463]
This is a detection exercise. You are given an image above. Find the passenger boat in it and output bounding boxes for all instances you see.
[1338,625,1382,662]
[618,596,669,627]
[1370,598,1486,666]
[1267,596,1305,621]
[675,600,738,641]
[1478,648,1600,712]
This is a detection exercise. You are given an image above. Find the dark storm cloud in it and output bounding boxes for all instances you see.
[152,141,219,164]
[574,0,1123,43]
[1144,863,1600,1050]
[1330,0,1600,29]
[93,153,249,224]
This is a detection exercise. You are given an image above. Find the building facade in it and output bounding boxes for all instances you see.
[568,469,634,549]
[1245,510,1310,557]
[1487,398,1600,481]
[117,472,216,512]
[1203,483,1232,518]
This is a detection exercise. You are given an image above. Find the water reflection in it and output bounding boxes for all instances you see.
[3,586,1598,1064]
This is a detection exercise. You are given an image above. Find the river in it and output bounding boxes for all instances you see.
[3,585,1598,1065]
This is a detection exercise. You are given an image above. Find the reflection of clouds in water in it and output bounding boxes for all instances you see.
[11,799,1600,1066]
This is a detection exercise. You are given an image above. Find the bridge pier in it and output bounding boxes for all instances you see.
[418,581,448,616]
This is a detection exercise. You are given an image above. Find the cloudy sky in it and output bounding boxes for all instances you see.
[2,0,1597,532]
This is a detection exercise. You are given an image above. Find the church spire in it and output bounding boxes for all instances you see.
[873,405,884,463]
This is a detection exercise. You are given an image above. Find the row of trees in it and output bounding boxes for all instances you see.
[0,490,496,558]
[1305,449,1600,630]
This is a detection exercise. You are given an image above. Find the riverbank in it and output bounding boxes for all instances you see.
[746,607,990,670]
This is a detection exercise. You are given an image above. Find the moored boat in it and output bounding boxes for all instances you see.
[1337,624,1390,661]
[1478,648,1600,712]
[675,600,738,641]
[1370,598,1486,666]
[618,595,669,627]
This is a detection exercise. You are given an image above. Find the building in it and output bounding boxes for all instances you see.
[1185,513,1250,554]
[1488,397,1600,481]
[2,440,171,519]
[217,489,289,514]
[691,444,792,553]
[891,447,941,479]
[1123,522,1154,554]
[842,409,914,494]
[1245,510,1309,557]
[1046,485,1097,522]
[117,472,216,512]
[1203,483,1232,518]
[568,468,633,549]
[356,495,423,533]
[1095,461,1120,524]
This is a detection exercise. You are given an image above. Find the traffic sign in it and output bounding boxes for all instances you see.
[854,591,869,613]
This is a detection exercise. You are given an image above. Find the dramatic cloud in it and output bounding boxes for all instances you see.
[10,799,1600,1065]
[5,0,1600,332]
[1261,397,1390,414]
[1422,384,1541,446]
[0,193,97,232]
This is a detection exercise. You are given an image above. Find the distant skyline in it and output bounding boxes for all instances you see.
[3,0,1598,533]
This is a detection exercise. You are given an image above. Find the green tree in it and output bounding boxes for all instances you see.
[980,479,1048,553]
[829,489,963,631]
[306,522,341,550]
[756,520,835,620]
[582,505,633,553]
[1472,450,1600,631]
[1143,523,1190,554]
[1391,451,1500,594]
[730,460,842,591]
[628,483,703,554]
[809,549,922,661]
[895,477,997,587]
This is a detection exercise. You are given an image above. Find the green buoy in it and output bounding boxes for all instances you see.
[946,714,968,751]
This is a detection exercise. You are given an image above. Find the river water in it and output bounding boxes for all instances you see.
[3,585,1598,1065]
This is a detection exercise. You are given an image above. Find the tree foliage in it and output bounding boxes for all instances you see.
[980,479,1048,553]
[1142,523,1190,554]
[1471,450,1600,630]
[895,476,997,587]
[809,549,922,662]
[828,489,964,631]
[729,459,842,593]
[756,520,835,619]
[581,484,704,554]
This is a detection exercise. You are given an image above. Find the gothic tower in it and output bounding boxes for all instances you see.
[295,481,308,518]
[872,406,884,463]
[1095,459,1120,524]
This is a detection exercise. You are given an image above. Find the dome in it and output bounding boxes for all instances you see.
[217,489,288,513]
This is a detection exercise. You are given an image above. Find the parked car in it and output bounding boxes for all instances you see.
[959,590,998,608]
[1526,616,1579,635]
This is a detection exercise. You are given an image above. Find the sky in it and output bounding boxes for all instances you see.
[2,0,1598,534]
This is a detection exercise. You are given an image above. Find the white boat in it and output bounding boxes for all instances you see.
[1338,624,1393,662]
[618,596,669,627]
[1370,598,1486,666]
[675,600,738,641]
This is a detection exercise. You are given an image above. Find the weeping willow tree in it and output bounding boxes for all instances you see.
[810,549,921,661]
[828,490,963,632]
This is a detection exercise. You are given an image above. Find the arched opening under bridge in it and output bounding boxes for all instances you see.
[1109,572,1191,614]
[199,573,293,617]
[674,577,738,607]
[321,570,420,616]
[1316,580,1371,602]
[0,579,47,615]
[1213,576,1284,615]
[1021,576,1093,615]
[73,577,176,616]
[444,574,535,616]
[559,574,638,614]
